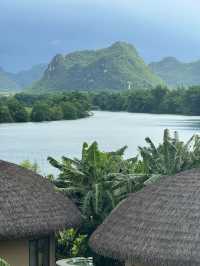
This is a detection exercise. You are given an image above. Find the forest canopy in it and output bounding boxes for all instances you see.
[91,85,200,115]
[1,85,200,123]
[0,92,91,123]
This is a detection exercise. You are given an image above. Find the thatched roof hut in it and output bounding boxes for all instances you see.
[90,169,200,266]
[0,160,81,239]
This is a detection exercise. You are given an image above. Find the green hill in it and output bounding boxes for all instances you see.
[0,68,19,92]
[149,57,200,87]
[9,64,47,88]
[32,42,163,92]
[0,64,47,92]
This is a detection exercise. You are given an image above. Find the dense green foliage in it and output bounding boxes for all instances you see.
[0,92,91,123]
[56,229,88,259]
[0,97,28,122]
[149,57,200,87]
[48,130,200,265]
[48,142,148,265]
[139,129,200,176]
[0,64,46,92]
[48,142,146,231]
[2,84,200,123]
[32,42,162,92]
[91,85,200,115]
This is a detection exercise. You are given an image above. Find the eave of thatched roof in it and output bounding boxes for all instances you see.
[90,169,200,266]
[0,160,82,240]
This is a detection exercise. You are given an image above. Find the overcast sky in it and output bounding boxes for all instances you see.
[1,0,200,72]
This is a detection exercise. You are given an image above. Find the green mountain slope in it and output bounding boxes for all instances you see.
[0,68,19,92]
[149,57,200,86]
[0,64,47,92]
[33,42,163,92]
[9,64,47,88]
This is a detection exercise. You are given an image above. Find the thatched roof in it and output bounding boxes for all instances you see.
[0,160,81,240]
[90,169,200,266]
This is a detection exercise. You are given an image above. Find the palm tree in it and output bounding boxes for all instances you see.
[139,129,200,176]
[48,142,147,231]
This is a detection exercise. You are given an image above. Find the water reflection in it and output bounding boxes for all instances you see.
[159,118,200,131]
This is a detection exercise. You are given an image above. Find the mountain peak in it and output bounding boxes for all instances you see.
[149,57,200,86]
[161,57,180,64]
[50,54,65,65]
[33,42,162,92]
[111,41,133,47]
[110,41,138,54]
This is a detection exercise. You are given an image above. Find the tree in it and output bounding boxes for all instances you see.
[49,106,64,121]
[0,105,13,123]
[61,102,78,120]
[150,85,169,113]
[31,102,51,122]
[126,89,153,113]
[160,89,184,114]
[184,86,200,115]
[139,129,200,175]
[7,98,28,122]
[56,229,88,259]
[48,142,146,232]
[48,142,148,266]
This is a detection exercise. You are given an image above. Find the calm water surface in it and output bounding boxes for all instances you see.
[1,111,200,175]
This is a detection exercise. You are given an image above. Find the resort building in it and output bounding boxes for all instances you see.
[90,169,200,266]
[0,160,82,266]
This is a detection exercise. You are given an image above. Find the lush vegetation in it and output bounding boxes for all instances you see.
[48,142,147,265]
[2,84,200,123]
[149,57,200,87]
[3,42,200,94]
[20,160,40,173]
[47,129,200,265]
[31,42,162,92]
[91,85,200,115]
[0,92,91,123]
[1,83,200,124]
[48,143,146,231]
[139,130,200,176]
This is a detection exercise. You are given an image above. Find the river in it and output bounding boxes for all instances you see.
[0,111,200,175]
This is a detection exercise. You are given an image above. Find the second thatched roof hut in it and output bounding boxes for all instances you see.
[90,169,200,266]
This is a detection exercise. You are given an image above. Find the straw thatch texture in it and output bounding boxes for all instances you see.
[90,169,200,266]
[0,160,81,240]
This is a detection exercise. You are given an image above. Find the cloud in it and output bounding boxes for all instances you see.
[1,0,200,71]
[50,40,62,46]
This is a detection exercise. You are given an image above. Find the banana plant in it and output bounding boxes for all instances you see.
[139,129,200,175]
[48,142,147,231]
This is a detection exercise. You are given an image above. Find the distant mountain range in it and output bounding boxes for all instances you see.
[32,42,163,92]
[0,64,47,92]
[2,42,200,93]
[0,68,19,91]
[149,57,200,87]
